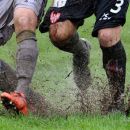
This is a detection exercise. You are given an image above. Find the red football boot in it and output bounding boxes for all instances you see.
[0,92,28,115]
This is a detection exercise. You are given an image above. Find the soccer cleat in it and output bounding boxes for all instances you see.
[0,92,28,115]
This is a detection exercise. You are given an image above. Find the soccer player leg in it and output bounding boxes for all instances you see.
[0,4,39,115]
[99,27,126,111]
[13,7,39,95]
[93,0,129,112]
[0,0,48,115]
[49,20,91,91]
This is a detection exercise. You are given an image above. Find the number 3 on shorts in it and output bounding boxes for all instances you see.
[110,0,124,14]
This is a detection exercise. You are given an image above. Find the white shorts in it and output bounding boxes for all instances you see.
[0,0,46,45]
[15,0,46,16]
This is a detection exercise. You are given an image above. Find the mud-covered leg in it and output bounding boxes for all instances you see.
[49,20,92,113]
[73,38,91,92]
[72,38,91,113]
[98,27,126,113]
[61,36,91,113]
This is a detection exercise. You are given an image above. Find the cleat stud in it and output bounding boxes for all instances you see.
[9,101,13,104]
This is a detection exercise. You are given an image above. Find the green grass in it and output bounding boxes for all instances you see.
[0,113,130,130]
[0,3,130,130]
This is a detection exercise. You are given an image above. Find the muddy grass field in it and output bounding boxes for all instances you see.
[0,4,130,130]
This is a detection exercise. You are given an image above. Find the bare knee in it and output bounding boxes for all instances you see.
[98,26,122,47]
[14,8,38,34]
[49,20,76,47]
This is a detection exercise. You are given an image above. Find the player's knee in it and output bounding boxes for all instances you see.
[49,20,76,48]
[14,8,37,33]
[98,27,121,47]
[98,29,114,47]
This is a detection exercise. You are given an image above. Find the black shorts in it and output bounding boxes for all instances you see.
[39,0,95,33]
[39,0,129,37]
[92,0,129,36]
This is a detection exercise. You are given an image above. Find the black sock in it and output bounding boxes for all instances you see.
[101,41,126,97]
[57,32,91,91]
[57,32,89,54]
